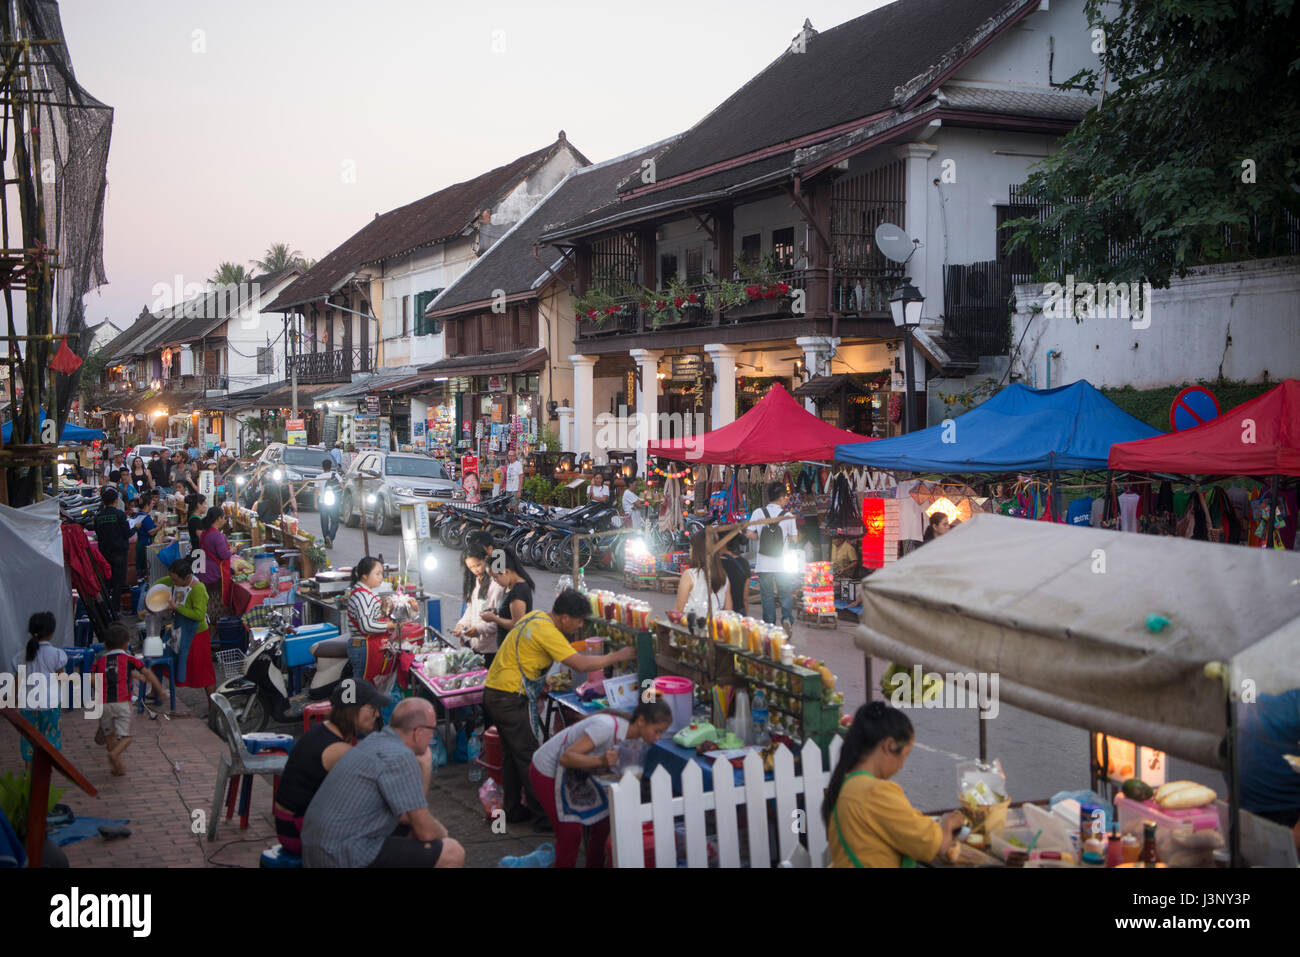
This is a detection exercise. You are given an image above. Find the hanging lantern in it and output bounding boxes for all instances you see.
[862,497,886,569]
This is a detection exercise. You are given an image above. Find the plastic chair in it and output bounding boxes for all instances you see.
[206,693,289,841]
[302,700,331,733]
[136,651,177,713]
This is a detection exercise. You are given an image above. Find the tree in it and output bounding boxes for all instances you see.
[1005,0,1300,287]
[211,262,251,286]
[252,242,305,274]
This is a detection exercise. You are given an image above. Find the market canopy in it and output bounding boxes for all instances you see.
[2,409,103,443]
[646,382,873,465]
[1108,379,1300,476]
[834,380,1161,472]
[855,513,1300,767]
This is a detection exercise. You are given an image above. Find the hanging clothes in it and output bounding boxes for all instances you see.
[828,471,857,528]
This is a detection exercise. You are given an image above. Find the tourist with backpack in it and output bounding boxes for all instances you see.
[745,481,798,633]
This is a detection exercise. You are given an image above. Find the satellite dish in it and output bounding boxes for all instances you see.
[875,223,916,264]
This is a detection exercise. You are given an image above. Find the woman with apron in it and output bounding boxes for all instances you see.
[824,702,964,868]
[155,557,215,706]
[345,556,396,684]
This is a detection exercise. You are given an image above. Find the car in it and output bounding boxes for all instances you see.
[340,450,456,535]
[127,444,169,465]
[254,443,331,509]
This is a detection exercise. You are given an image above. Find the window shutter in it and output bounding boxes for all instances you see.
[482,313,495,353]
[445,318,459,356]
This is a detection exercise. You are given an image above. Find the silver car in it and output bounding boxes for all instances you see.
[255,443,330,509]
[340,450,456,535]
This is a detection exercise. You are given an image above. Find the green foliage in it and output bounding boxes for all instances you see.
[523,475,557,504]
[1004,0,1300,287]
[0,769,66,839]
[539,424,561,452]
[1101,378,1277,431]
[211,262,251,286]
[251,242,306,274]
[935,377,1002,418]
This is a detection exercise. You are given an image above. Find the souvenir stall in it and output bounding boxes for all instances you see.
[856,512,1300,867]
[1109,379,1300,550]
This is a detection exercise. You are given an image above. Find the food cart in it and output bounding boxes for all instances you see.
[854,512,1300,867]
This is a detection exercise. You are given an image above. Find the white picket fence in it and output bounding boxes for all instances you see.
[608,737,843,868]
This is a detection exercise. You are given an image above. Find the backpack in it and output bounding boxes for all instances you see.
[758,505,788,557]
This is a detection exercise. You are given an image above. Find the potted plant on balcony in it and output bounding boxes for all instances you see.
[722,255,795,322]
[642,277,706,330]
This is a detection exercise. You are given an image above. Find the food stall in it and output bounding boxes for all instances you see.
[855,511,1300,867]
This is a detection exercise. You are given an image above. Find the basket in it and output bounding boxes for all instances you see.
[216,648,247,682]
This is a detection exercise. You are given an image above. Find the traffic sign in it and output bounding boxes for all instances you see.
[1170,386,1220,431]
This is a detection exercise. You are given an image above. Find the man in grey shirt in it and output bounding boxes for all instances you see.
[301,698,464,868]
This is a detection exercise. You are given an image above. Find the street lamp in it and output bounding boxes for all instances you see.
[889,279,925,434]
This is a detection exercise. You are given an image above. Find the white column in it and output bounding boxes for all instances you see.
[569,354,597,461]
[795,335,838,414]
[628,348,662,475]
[703,343,740,429]
[892,142,937,310]
[555,406,574,453]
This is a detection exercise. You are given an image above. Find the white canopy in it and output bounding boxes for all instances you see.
[0,499,76,668]
[855,513,1300,767]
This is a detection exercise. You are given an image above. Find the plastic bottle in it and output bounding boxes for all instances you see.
[467,729,483,783]
[751,688,771,747]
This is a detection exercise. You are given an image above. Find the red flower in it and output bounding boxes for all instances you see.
[606,305,619,314]
[687,293,699,303]
[575,312,583,321]
[673,296,685,308]
[777,282,790,294]
[587,309,599,319]
[656,300,667,310]
[745,285,760,299]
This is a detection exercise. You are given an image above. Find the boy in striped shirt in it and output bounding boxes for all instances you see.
[92,624,166,776]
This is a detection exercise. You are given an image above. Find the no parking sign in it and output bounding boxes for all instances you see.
[1170,386,1220,431]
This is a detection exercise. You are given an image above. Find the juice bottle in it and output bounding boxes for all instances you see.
[1120,833,1141,863]
[1137,822,1159,864]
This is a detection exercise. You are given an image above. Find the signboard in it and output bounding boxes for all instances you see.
[492,402,503,424]
[286,417,307,446]
[487,375,505,392]
[364,394,380,415]
[414,500,430,539]
[1170,386,1220,432]
[198,469,215,508]
[671,355,703,379]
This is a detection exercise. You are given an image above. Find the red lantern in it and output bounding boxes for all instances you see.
[862,497,886,569]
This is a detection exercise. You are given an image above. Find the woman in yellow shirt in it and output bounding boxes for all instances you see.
[483,588,636,830]
[825,702,964,867]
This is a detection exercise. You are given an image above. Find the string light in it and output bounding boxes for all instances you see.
[649,464,691,479]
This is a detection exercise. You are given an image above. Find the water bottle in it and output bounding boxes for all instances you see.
[467,729,483,783]
[751,688,771,747]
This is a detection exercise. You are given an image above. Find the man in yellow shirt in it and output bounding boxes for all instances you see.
[484,588,635,829]
[825,701,963,867]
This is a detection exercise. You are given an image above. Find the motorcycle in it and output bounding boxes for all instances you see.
[211,614,351,733]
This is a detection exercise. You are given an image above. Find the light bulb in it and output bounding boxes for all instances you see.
[366,494,377,505]
[272,469,283,482]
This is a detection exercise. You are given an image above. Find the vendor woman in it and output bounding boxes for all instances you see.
[825,702,964,868]
[345,556,397,683]
[155,557,216,707]
[484,589,637,828]
[529,700,672,868]
[195,506,233,622]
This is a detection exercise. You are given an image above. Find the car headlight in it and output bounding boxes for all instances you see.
[366,493,377,505]
[271,468,283,482]
[322,489,336,507]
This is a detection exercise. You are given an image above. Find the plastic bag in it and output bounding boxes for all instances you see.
[430,730,448,770]
[478,778,503,819]
[957,759,1009,835]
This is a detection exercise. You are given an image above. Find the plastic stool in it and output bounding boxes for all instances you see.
[260,844,302,868]
[74,618,93,648]
[137,654,176,713]
[303,700,331,733]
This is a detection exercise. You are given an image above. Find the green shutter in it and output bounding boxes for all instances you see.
[415,289,444,337]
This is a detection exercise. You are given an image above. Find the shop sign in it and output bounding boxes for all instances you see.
[286,417,307,446]
[480,396,493,414]
[198,469,215,508]
[487,375,504,392]
[672,355,702,379]
[492,402,503,424]
[364,394,380,415]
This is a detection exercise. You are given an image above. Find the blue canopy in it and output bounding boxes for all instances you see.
[2,409,104,443]
[834,380,1161,472]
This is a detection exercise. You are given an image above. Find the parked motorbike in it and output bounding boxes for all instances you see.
[212,615,351,733]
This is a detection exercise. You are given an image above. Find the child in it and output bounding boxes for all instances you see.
[91,623,166,777]
[14,612,67,762]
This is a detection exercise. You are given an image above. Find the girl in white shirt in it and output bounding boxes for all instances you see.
[15,611,67,762]
[453,553,504,661]
[675,528,734,617]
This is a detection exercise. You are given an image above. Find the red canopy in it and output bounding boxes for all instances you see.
[647,382,874,464]
[1108,379,1300,476]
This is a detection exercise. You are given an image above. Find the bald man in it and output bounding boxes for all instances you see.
[301,696,464,868]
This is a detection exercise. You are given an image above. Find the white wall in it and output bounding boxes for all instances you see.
[223,273,300,394]
[1010,256,1300,389]
[962,0,1098,89]
[379,240,475,368]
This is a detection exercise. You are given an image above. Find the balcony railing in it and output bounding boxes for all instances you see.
[287,346,375,384]
[831,266,904,315]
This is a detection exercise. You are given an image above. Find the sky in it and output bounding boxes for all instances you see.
[56,0,890,334]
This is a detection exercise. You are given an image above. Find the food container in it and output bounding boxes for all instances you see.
[1114,794,1225,864]
[653,676,694,733]
[144,584,172,613]
[316,570,351,595]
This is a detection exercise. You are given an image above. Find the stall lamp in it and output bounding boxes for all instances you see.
[236,476,246,486]
[322,489,336,507]
[621,464,633,479]
[782,548,806,575]
[422,553,437,571]
[626,538,650,559]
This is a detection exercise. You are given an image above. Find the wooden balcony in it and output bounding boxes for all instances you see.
[286,346,376,384]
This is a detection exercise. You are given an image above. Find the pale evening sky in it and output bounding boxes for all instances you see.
[58,0,890,333]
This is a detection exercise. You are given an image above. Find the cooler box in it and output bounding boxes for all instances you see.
[283,623,340,668]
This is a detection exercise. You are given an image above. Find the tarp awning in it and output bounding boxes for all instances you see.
[2,410,103,443]
[417,347,548,380]
[1108,379,1300,476]
[835,380,1161,471]
[647,382,873,464]
[855,513,1300,767]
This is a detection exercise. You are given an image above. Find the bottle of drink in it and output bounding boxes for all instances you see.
[1137,821,1159,864]
[467,729,483,783]
[1105,822,1125,868]
[751,688,770,747]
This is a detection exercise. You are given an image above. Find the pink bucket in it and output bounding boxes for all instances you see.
[654,676,694,732]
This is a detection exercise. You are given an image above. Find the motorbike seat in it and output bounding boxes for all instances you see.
[311,637,350,659]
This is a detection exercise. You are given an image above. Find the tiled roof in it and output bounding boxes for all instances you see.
[264,137,588,313]
[937,84,1098,120]
[427,138,676,317]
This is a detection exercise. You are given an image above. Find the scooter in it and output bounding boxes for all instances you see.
[212,615,351,733]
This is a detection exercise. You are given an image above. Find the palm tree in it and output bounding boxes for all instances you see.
[251,242,305,274]
[211,262,251,286]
